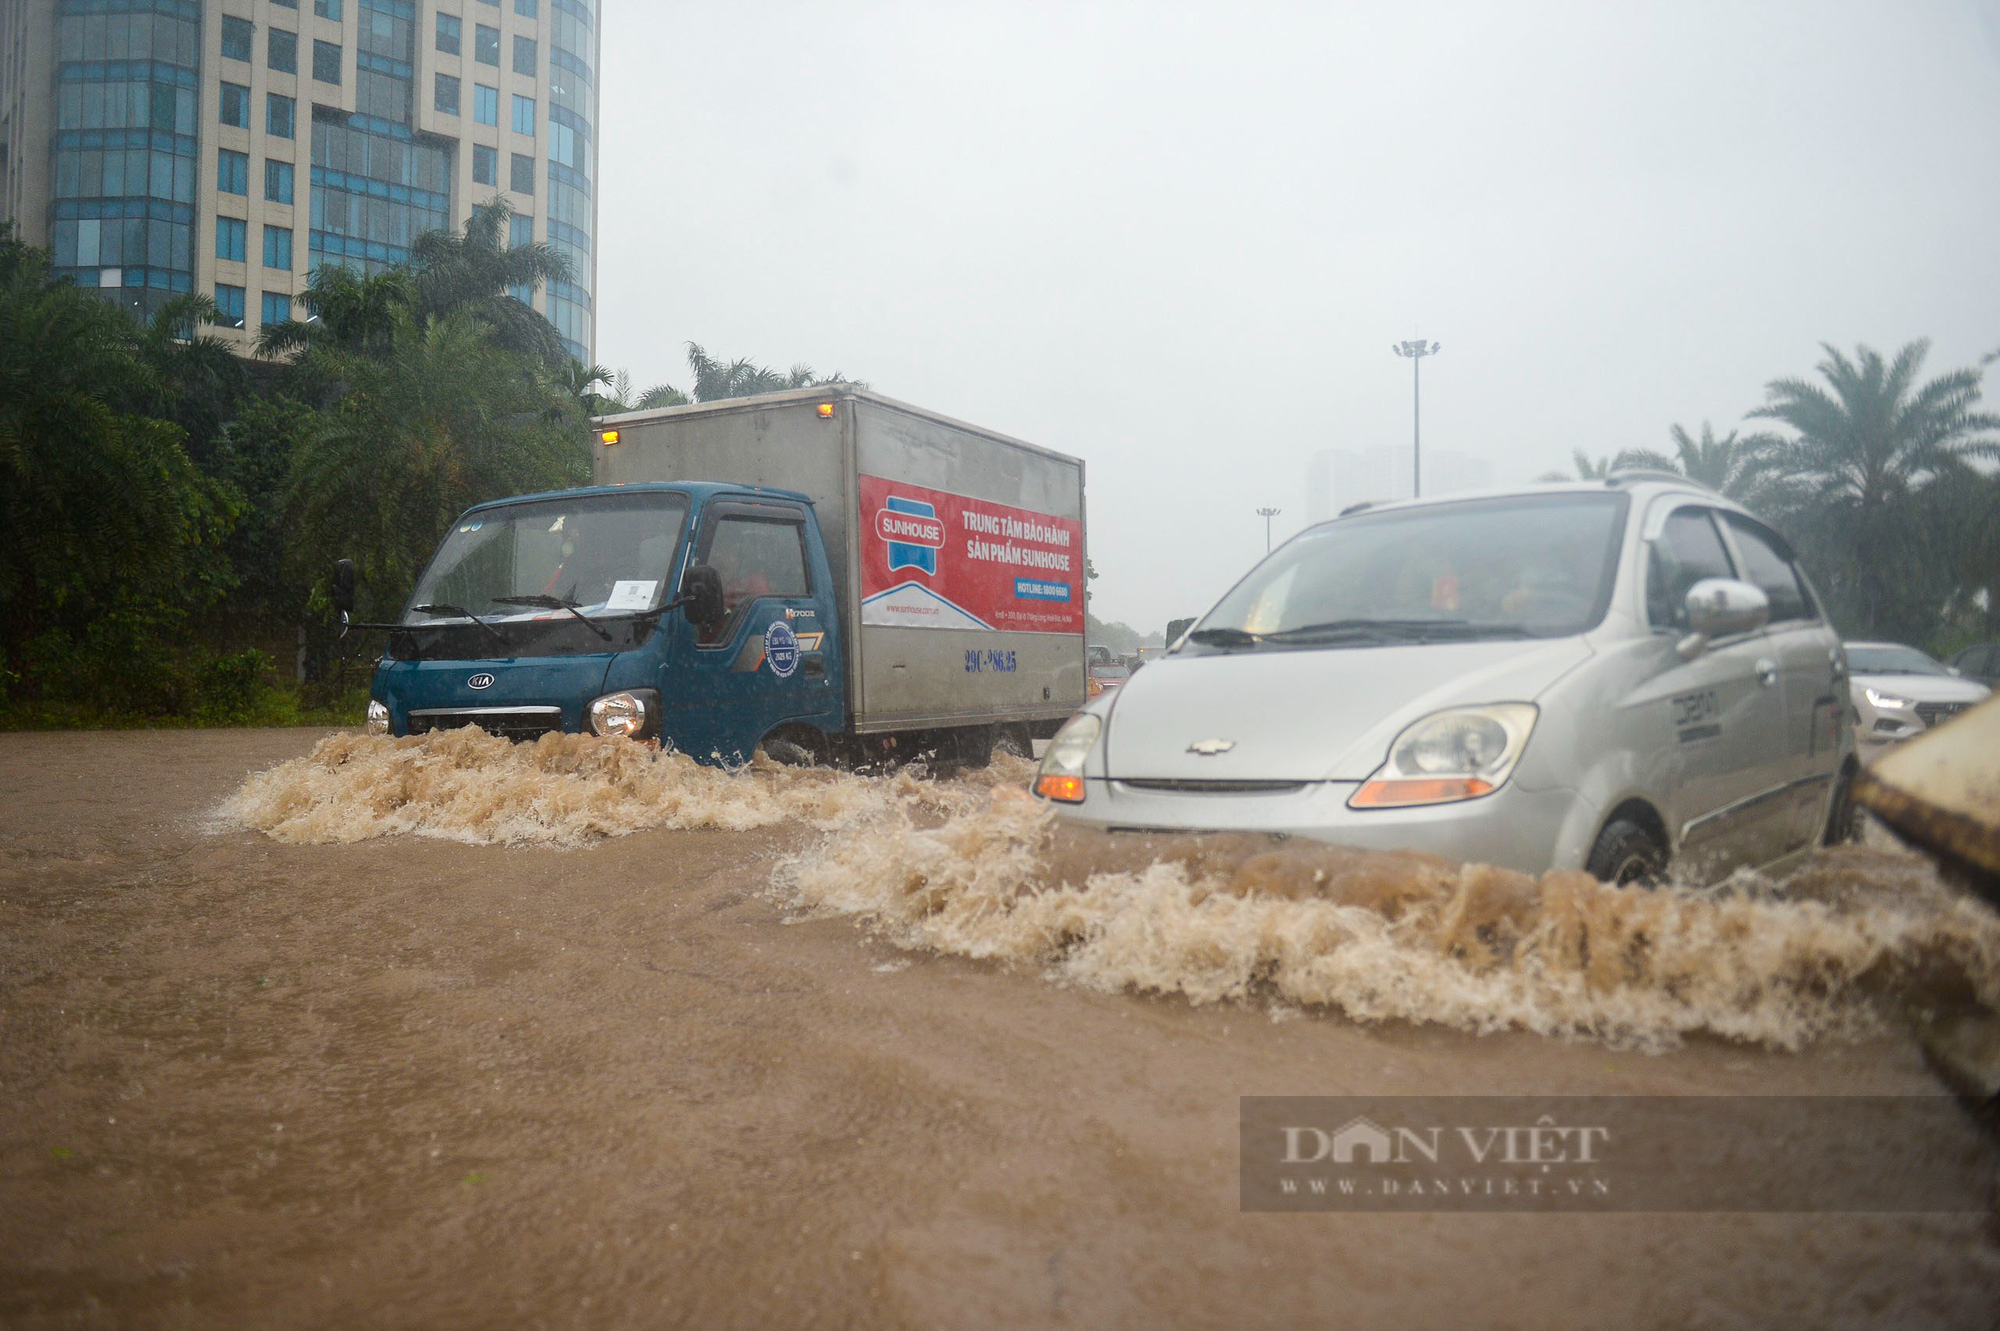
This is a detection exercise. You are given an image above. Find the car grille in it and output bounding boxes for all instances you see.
[1915,701,1971,728]
[406,707,564,742]
[1116,779,1309,795]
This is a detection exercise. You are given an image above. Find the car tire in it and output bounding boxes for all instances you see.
[1823,766,1862,846]
[1586,817,1668,886]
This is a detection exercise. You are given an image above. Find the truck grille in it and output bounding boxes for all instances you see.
[1916,702,1970,728]
[407,707,564,742]
[1116,779,1309,795]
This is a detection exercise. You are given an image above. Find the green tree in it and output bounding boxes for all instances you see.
[277,310,591,619]
[0,232,238,707]
[683,342,856,402]
[1609,422,1776,503]
[1749,340,1999,641]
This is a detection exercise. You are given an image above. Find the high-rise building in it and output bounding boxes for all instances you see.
[0,0,600,363]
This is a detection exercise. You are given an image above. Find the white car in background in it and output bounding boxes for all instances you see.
[1845,641,1991,757]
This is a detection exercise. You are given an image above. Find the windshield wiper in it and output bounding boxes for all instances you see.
[1187,627,1262,647]
[409,603,510,650]
[490,594,613,642]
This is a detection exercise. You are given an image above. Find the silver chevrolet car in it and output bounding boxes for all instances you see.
[1035,475,1856,884]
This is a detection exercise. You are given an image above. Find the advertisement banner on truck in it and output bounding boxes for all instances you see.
[857,474,1083,634]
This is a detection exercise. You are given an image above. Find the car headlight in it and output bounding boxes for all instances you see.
[1863,687,1913,710]
[1350,703,1538,809]
[365,699,389,735]
[587,690,651,739]
[1035,712,1101,803]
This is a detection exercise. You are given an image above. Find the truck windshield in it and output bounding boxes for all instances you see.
[1191,492,1629,650]
[407,492,690,624]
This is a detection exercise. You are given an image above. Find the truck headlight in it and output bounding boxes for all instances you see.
[1863,687,1913,710]
[587,690,651,739]
[1350,703,1537,809]
[365,699,389,735]
[1035,712,1101,803]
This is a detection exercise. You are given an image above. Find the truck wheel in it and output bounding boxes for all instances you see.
[993,724,1033,759]
[1586,817,1668,886]
[761,727,822,768]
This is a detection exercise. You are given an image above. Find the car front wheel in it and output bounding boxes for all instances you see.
[1586,816,1668,886]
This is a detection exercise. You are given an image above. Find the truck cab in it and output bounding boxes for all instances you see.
[368,481,847,764]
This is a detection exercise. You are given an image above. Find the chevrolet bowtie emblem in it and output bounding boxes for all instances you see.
[1187,738,1236,756]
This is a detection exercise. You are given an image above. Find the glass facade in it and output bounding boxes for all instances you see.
[49,0,203,319]
[38,0,594,356]
[309,0,451,275]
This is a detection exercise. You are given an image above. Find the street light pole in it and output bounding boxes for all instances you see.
[1256,506,1281,553]
[1391,339,1441,498]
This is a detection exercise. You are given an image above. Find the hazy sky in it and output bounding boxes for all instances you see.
[597,1,2000,633]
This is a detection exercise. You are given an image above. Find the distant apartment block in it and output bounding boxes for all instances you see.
[0,0,600,362]
[1304,446,1496,525]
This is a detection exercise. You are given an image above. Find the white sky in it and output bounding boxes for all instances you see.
[597,1,2000,633]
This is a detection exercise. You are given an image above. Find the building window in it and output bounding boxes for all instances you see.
[220,83,250,128]
[315,0,343,19]
[272,0,297,8]
[436,13,461,54]
[215,217,247,262]
[261,292,292,325]
[475,24,500,65]
[516,0,538,15]
[510,152,535,194]
[263,225,294,270]
[265,160,295,204]
[221,17,253,63]
[268,28,297,75]
[472,143,497,185]
[473,83,498,125]
[434,73,461,114]
[510,214,533,247]
[313,41,342,85]
[216,284,246,327]
[513,35,537,76]
[267,94,295,138]
[218,148,249,195]
[511,94,535,135]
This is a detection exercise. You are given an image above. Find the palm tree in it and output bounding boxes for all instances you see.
[683,342,856,402]
[405,200,574,364]
[257,266,414,359]
[1748,340,2000,639]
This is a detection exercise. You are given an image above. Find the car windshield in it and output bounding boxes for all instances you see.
[406,492,690,624]
[1846,644,1950,676]
[1191,492,1629,650]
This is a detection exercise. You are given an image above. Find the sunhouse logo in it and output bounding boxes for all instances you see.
[876,496,944,576]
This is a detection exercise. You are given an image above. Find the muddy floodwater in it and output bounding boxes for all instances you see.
[5,729,2000,1327]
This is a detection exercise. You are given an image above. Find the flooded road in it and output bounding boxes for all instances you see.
[5,728,1999,1327]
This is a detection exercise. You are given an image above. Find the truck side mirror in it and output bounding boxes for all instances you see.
[680,564,725,633]
[332,559,357,615]
[332,558,357,635]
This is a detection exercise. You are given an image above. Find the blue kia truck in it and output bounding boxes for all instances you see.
[342,386,1089,766]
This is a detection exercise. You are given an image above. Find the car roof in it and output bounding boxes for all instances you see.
[1320,474,1743,525]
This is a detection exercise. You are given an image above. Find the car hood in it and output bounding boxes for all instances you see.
[1851,672,1992,705]
[1100,637,1593,782]
[379,652,618,723]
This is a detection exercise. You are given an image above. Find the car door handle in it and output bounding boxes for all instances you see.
[1755,658,1778,688]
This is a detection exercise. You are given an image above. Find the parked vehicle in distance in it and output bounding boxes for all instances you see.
[342,387,1087,766]
[1034,475,1856,884]
[1087,644,1115,669]
[1846,641,1992,757]
[1947,641,2000,691]
[1088,663,1131,698]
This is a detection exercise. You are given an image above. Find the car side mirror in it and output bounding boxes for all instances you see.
[679,564,725,633]
[1676,577,1769,660]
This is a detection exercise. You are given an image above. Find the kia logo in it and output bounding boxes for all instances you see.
[467,673,495,690]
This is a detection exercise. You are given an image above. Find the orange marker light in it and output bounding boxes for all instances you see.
[599,428,620,446]
[817,403,835,418]
[1350,777,1494,808]
[1035,774,1085,803]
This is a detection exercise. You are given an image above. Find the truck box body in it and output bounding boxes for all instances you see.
[593,386,1087,733]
